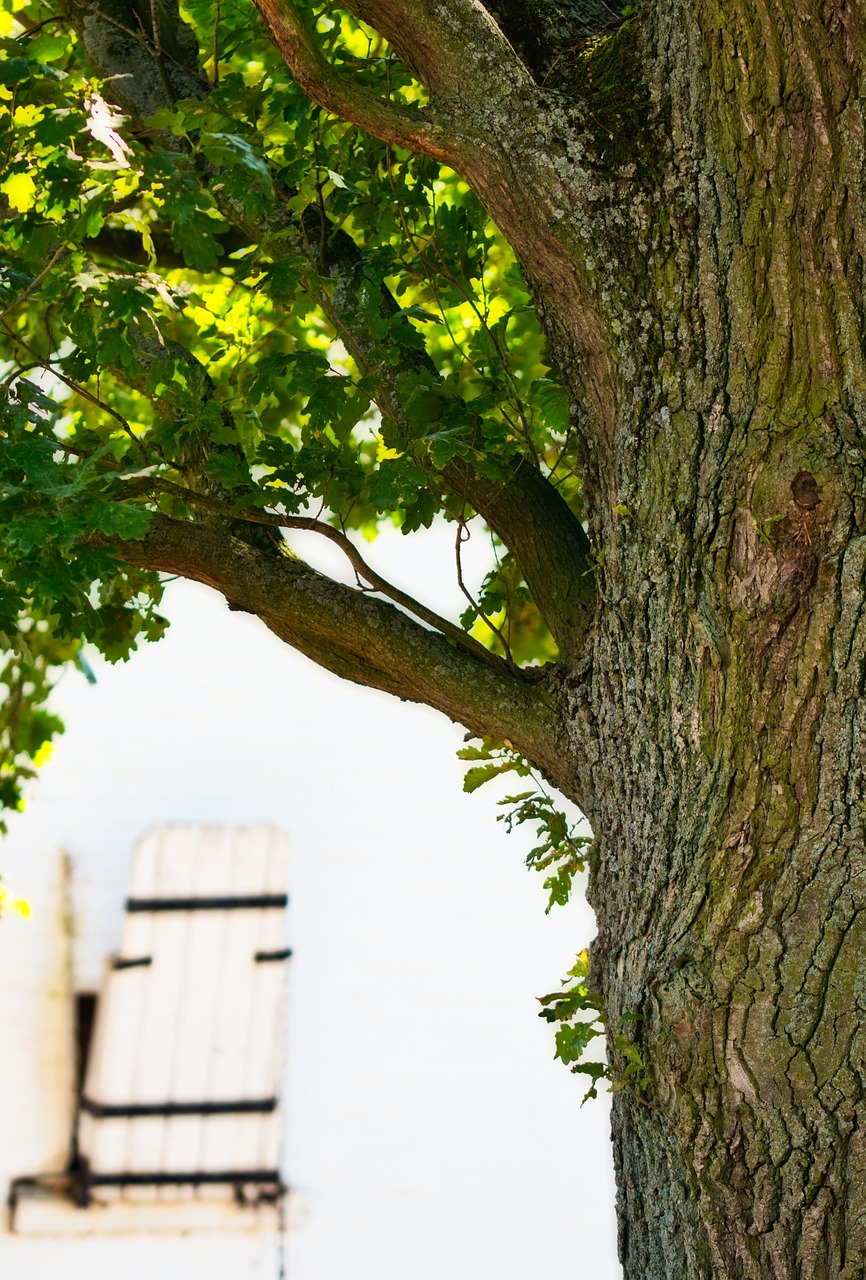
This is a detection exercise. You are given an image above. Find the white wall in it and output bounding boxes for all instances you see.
[0,524,620,1279]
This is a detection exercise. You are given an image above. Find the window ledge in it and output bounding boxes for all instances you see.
[11,1190,308,1236]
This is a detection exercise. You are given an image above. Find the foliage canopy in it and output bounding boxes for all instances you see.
[0,0,594,819]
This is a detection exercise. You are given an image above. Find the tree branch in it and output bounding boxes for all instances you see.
[250,0,451,158]
[63,0,208,120]
[338,0,531,97]
[476,1,627,84]
[71,309,546,680]
[142,476,511,675]
[88,319,577,676]
[297,217,597,661]
[111,513,573,789]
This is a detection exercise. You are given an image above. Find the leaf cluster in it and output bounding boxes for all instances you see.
[458,736,589,911]
[0,3,579,816]
[0,614,74,834]
[537,950,653,1102]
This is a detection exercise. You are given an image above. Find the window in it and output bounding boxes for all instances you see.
[11,825,291,1232]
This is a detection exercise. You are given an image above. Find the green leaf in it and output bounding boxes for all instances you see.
[85,503,151,540]
[0,57,30,88]
[201,131,275,214]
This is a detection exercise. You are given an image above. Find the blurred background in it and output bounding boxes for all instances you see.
[0,522,620,1279]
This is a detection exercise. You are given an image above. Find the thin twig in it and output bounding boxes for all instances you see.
[143,477,509,674]
[0,319,152,465]
[453,518,516,669]
[212,0,221,86]
[15,13,65,37]
[0,244,67,326]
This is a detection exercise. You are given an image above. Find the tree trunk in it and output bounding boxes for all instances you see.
[585,494,866,1280]
[546,3,866,1274]
[580,478,866,1279]
[432,0,866,1272]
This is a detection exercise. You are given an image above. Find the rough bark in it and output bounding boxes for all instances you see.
[577,4,866,1274]
[64,0,866,1274]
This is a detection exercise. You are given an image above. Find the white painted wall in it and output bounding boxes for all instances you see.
[0,524,620,1279]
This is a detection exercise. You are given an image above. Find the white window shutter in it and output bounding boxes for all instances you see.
[77,825,290,1204]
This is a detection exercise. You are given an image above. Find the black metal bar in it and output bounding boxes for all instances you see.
[8,1173,78,1229]
[73,1158,92,1209]
[254,948,293,963]
[111,955,152,970]
[88,1170,282,1187]
[81,1097,278,1118]
[126,894,288,913]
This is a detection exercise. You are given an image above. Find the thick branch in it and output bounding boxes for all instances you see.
[465,463,596,663]
[143,476,510,675]
[252,0,618,457]
[63,0,208,119]
[301,218,596,660]
[112,513,573,788]
[251,0,450,158]
[105,322,586,672]
[340,0,531,97]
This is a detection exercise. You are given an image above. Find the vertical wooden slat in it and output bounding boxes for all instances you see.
[203,828,269,1176]
[129,829,198,1201]
[78,826,290,1203]
[247,829,290,1172]
[161,827,234,1200]
[80,830,162,1196]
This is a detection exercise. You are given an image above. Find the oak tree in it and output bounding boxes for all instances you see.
[2,2,865,1275]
